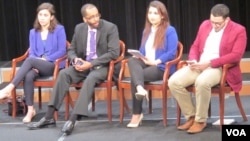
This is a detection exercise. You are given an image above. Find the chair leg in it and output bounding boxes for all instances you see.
[64,92,76,120]
[69,94,74,108]
[148,91,152,114]
[12,90,17,118]
[208,101,211,118]
[92,94,95,111]
[54,111,58,120]
[38,87,42,109]
[64,93,70,120]
[176,103,181,126]
[119,88,125,123]
[107,87,112,123]
[234,92,248,121]
[219,91,225,128]
[162,90,167,127]
[124,95,131,113]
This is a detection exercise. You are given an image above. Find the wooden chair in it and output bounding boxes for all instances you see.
[176,61,248,128]
[10,41,70,118]
[118,41,183,127]
[64,40,126,122]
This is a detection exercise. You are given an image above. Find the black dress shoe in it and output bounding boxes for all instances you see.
[61,121,75,135]
[27,117,56,130]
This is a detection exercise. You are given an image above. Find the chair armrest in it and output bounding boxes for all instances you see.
[220,63,237,87]
[111,52,125,64]
[106,54,125,82]
[52,55,68,80]
[10,49,29,80]
[64,58,70,68]
[118,59,128,83]
[162,57,182,85]
[165,57,182,70]
[108,40,126,82]
[177,61,236,87]
[177,60,188,70]
[223,63,236,70]
[12,50,29,62]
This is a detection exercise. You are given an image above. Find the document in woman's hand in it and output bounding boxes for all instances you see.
[127,49,146,59]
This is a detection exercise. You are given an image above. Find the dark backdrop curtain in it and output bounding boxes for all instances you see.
[0,0,249,61]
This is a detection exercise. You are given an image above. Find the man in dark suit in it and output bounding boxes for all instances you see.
[27,3,120,135]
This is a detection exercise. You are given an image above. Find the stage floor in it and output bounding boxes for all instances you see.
[0,96,250,141]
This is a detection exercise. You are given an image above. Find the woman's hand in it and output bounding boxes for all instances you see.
[141,57,160,66]
[32,68,39,73]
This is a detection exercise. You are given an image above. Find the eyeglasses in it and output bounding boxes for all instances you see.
[85,13,101,21]
[211,20,225,26]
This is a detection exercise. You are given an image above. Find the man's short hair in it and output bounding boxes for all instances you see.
[80,3,97,17]
[210,4,229,19]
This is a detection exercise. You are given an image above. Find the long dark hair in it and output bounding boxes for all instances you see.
[141,1,169,49]
[33,2,58,32]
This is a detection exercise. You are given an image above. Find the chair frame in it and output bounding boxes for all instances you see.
[176,61,248,128]
[10,41,70,118]
[118,41,183,127]
[64,40,126,122]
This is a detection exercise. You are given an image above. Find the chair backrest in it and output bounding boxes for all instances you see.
[106,40,126,82]
[112,40,126,64]
[176,42,184,62]
[66,40,71,49]
[240,59,250,73]
[168,41,184,66]
[119,40,126,58]
[161,41,183,82]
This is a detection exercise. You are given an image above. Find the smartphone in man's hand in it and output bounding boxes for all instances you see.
[186,60,196,65]
[76,60,83,65]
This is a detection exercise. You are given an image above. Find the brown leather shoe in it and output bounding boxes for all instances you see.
[187,122,207,134]
[177,117,194,130]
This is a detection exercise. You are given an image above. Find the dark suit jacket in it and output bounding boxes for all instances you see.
[67,19,120,67]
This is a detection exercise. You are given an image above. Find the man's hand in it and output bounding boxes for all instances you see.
[73,58,93,71]
[187,60,197,65]
[189,61,210,71]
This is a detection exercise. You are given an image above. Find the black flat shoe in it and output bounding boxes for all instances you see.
[61,121,75,135]
[27,117,56,130]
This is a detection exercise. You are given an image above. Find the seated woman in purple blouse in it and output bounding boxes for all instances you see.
[0,2,67,123]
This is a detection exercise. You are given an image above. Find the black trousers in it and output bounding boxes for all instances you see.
[11,58,54,105]
[127,57,164,114]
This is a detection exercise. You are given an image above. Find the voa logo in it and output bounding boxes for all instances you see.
[226,129,246,136]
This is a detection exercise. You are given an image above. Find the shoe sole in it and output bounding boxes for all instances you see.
[27,123,56,130]
[135,92,147,100]
[187,125,206,134]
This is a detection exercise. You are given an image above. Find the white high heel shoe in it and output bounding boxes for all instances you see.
[23,110,36,123]
[135,91,148,101]
[127,114,143,128]
[0,90,11,100]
